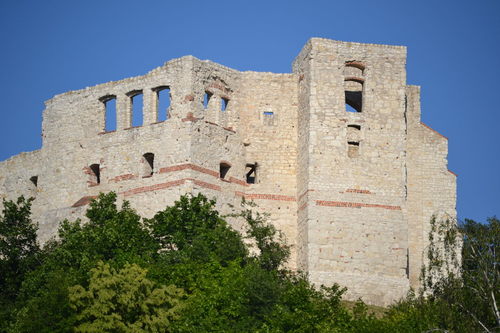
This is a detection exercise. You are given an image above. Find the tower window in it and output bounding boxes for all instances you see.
[263,111,275,126]
[345,79,363,113]
[348,141,360,158]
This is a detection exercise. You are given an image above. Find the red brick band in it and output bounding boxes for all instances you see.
[316,200,401,210]
[235,192,296,202]
[345,189,372,194]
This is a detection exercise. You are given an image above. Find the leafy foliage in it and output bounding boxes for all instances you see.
[69,261,184,333]
[0,192,498,332]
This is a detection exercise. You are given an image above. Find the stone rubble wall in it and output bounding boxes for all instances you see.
[0,38,456,306]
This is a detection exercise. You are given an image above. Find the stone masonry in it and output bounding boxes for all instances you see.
[0,38,456,306]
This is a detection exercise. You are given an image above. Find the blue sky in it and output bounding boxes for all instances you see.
[0,0,498,222]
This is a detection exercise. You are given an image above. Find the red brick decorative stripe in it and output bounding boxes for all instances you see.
[109,173,137,183]
[316,200,401,210]
[121,179,186,197]
[420,122,448,140]
[191,179,221,191]
[72,196,97,207]
[448,169,457,177]
[298,202,308,211]
[346,189,372,194]
[229,176,247,186]
[235,192,296,202]
[159,163,219,178]
[298,189,314,202]
[121,177,222,198]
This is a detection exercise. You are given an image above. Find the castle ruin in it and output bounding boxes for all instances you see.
[0,38,456,306]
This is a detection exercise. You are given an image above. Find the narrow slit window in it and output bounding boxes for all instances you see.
[102,96,117,132]
[245,163,257,184]
[89,164,100,185]
[142,153,154,177]
[221,97,229,111]
[131,91,144,127]
[203,92,212,109]
[219,162,231,179]
[155,86,170,122]
[347,141,360,158]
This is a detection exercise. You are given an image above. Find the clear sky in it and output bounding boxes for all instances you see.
[0,0,498,222]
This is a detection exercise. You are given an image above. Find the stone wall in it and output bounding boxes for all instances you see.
[0,38,456,306]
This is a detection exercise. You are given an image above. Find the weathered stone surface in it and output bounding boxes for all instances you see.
[0,38,456,306]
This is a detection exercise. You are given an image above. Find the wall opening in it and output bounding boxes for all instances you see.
[154,86,170,122]
[347,124,361,131]
[203,92,212,109]
[142,153,154,177]
[221,97,229,111]
[101,95,117,132]
[347,141,360,158]
[30,176,38,187]
[345,80,363,113]
[245,163,257,184]
[129,91,143,127]
[89,164,100,185]
[263,111,275,126]
[219,162,231,179]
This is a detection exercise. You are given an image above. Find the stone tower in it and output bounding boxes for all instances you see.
[0,38,456,305]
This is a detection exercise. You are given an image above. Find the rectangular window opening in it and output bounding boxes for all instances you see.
[221,97,229,111]
[89,164,100,185]
[348,141,360,158]
[263,111,274,126]
[245,163,257,184]
[103,97,117,132]
[155,87,170,122]
[220,162,231,179]
[203,92,212,109]
[131,92,144,127]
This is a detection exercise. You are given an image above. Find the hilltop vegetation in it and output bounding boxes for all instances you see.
[0,193,498,332]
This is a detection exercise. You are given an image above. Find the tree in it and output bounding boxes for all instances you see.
[0,196,40,299]
[69,261,185,333]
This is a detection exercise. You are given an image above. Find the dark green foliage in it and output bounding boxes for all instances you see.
[0,197,40,299]
[1,192,498,332]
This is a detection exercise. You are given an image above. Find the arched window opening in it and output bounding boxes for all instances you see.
[89,164,101,185]
[154,86,171,122]
[344,61,365,77]
[345,80,363,113]
[30,176,38,187]
[142,153,154,177]
[219,162,231,179]
[203,92,212,109]
[100,95,117,132]
[128,90,143,127]
[245,163,257,184]
[221,97,229,111]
